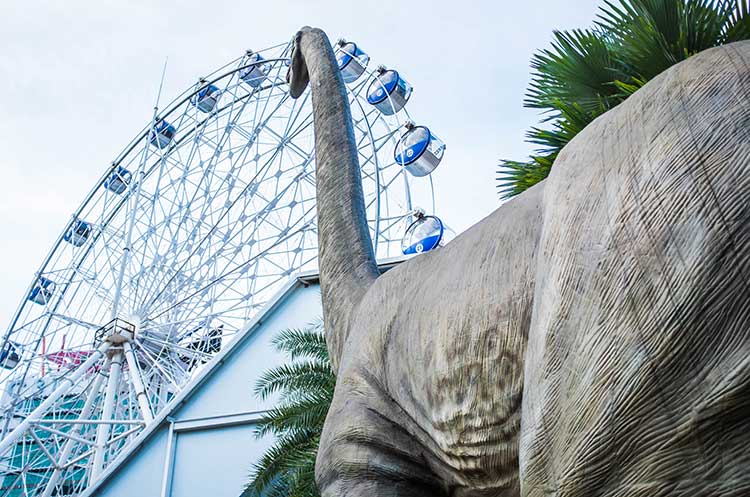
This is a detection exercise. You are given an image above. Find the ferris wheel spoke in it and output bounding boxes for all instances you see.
[131,340,183,391]
[278,90,313,143]
[144,219,314,324]
[263,125,315,164]
[137,334,213,363]
[114,111,213,319]
[167,213,316,324]
[250,81,288,136]
[138,144,286,312]
[157,112,280,256]
[129,158,194,276]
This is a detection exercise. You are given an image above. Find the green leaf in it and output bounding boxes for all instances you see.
[254,360,334,400]
[272,319,328,362]
[723,0,750,42]
[245,319,334,497]
[245,429,321,496]
[498,0,750,200]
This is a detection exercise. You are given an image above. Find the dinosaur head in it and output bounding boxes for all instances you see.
[287,28,311,99]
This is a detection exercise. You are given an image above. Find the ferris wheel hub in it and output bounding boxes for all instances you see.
[95,318,136,345]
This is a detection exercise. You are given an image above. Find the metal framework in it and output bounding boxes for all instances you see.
[0,39,438,497]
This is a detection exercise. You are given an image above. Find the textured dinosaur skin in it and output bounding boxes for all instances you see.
[289,26,750,497]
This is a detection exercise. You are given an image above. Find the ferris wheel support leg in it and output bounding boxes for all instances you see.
[0,341,112,458]
[122,341,153,423]
[40,358,110,497]
[90,350,123,483]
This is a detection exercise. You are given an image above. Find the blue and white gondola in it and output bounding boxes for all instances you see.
[28,277,55,305]
[192,83,221,113]
[394,124,445,177]
[367,67,412,115]
[0,343,20,370]
[239,50,267,88]
[63,219,93,247]
[103,165,132,194]
[401,215,444,255]
[336,40,370,84]
[150,119,176,149]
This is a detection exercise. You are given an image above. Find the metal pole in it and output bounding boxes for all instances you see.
[109,165,146,320]
[90,350,123,482]
[0,341,112,457]
[110,59,168,320]
[122,342,153,423]
[159,418,176,497]
[40,358,110,497]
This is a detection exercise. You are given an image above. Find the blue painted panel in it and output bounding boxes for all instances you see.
[171,425,274,497]
[91,429,168,497]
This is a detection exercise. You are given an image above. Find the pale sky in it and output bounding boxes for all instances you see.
[0,0,600,329]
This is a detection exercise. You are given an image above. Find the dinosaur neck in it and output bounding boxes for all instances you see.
[300,30,379,372]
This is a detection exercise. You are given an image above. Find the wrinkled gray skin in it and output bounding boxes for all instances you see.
[289,26,750,497]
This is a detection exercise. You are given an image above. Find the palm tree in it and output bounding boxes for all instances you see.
[243,319,334,497]
[497,0,750,199]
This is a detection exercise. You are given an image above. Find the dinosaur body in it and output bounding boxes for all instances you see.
[318,184,543,496]
[288,27,750,497]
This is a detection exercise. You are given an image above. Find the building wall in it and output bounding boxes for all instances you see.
[90,430,168,497]
[170,426,274,497]
[84,280,322,497]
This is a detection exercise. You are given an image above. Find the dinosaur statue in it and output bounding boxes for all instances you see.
[288,26,750,497]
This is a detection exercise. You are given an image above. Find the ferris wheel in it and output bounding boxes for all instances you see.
[0,37,446,497]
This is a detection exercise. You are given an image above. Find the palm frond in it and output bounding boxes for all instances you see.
[245,429,320,496]
[254,359,334,400]
[254,391,333,438]
[286,461,319,497]
[597,0,731,78]
[496,155,555,199]
[612,76,648,96]
[272,319,328,362]
[246,319,334,497]
[498,0,750,200]
[723,0,750,41]
[526,29,626,115]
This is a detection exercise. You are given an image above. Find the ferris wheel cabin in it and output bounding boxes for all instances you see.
[103,165,132,194]
[239,50,267,88]
[367,67,412,116]
[179,325,224,369]
[402,214,445,255]
[192,83,221,113]
[28,276,55,305]
[0,342,20,370]
[336,40,370,83]
[150,119,176,149]
[394,123,445,177]
[63,219,93,247]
